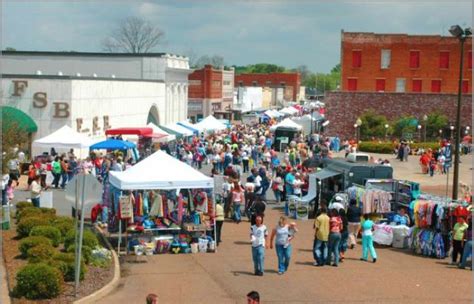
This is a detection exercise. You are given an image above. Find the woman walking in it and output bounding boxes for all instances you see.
[230,181,245,223]
[270,216,297,275]
[250,215,268,276]
[338,209,349,261]
[347,199,361,249]
[327,209,342,267]
[360,214,377,263]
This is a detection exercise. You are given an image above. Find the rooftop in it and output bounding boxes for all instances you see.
[1,74,164,83]
[1,50,188,59]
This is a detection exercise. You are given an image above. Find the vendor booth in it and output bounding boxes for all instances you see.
[270,118,303,152]
[161,123,194,139]
[32,125,95,157]
[106,151,216,255]
[193,115,228,133]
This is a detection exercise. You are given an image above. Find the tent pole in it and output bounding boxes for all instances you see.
[211,191,217,253]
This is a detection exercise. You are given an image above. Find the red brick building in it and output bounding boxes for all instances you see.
[234,72,301,101]
[341,31,472,94]
[188,65,223,121]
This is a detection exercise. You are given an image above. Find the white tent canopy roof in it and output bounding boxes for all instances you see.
[279,107,299,115]
[33,125,95,149]
[270,118,303,131]
[147,123,176,142]
[109,151,214,190]
[162,123,194,136]
[194,115,227,132]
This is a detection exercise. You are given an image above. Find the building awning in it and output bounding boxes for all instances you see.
[1,106,38,133]
[311,169,341,180]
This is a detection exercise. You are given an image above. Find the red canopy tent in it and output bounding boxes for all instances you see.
[105,128,153,136]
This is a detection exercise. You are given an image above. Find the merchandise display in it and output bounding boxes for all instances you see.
[102,151,217,255]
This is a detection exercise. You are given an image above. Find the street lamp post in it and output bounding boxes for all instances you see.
[439,129,443,139]
[417,125,422,142]
[356,118,362,143]
[450,125,455,140]
[423,114,428,142]
[384,124,389,141]
[449,25,472,200]
[354,123,358,142]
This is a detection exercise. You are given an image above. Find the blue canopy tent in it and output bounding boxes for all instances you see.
[177,121,199,135]
[90,139,138,160]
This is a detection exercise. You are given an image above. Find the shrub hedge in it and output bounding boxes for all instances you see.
[358,142,440,154]
[15,202,33,211]
[17,217,50,238]
[64,229,99,251]
[26,243,55,263]
[50,216,75,237]
[13,263,63,300]
[16,207,42,223]
[19,236,53,257]
[51,252,86,282]
[67,245,92,265]
[30,226,62,247]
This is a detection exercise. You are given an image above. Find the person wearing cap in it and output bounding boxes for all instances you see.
[329,195,345,211]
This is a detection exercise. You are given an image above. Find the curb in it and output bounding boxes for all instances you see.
[74,226,121,304]
[0,255,11,304]
[73,244,120,304]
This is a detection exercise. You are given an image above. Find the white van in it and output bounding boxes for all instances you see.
[346,152,370,163]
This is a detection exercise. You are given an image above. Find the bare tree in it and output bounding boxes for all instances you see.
[102,17,165,53]
[194,55,225,69]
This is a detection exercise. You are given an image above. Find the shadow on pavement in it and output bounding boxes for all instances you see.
[295,261,314,266]
[232,271,255,276]
[234,241,251,245]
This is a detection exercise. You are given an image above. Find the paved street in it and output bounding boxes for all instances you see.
[9,153,473,303]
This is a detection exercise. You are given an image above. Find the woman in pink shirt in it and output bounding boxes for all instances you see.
[230,181,245,224]
[327,208,343,267]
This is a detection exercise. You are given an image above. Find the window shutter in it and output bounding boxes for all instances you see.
[410,51,420,68]
[376,79,385,92]
[431,80,441,93]
[439,52,449,69]
[462,80,469,94]
[348,79,357,91]
[412,80,422,92]
[352,51,362,68]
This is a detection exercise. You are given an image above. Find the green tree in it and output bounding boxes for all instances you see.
[359,110,390,139]
[425,112,449,140]
[1,122,28,174]
[393,116,418,139]
[194,55,225,69]
[5,47,16,51]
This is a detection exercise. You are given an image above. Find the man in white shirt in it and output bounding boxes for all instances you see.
[250,216,268,276]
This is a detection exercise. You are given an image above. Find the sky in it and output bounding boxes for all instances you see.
[1,0,472,73]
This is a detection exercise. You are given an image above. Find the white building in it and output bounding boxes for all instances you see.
[233,87,263,113]
[1,51,192,147]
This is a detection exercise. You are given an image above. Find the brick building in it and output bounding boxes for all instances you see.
[234,72,302,102]
[341,31,472,94]
[188,65,223,122]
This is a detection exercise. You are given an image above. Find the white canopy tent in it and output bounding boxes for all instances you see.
[270,118,303,132]
[264,110,284,118]
[194,115,227,132]
[279,107,299,115]
[33,125,95,149]
[162,123,194,137]
[109,150,214,190]
[147,123,176,142]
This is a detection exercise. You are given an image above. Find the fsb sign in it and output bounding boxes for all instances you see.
[11,80,70,118]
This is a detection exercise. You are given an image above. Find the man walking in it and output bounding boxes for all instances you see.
[313,206,330,266]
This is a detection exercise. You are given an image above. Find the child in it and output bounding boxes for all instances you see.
[429,157,437,177]
[6,180,15,205]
